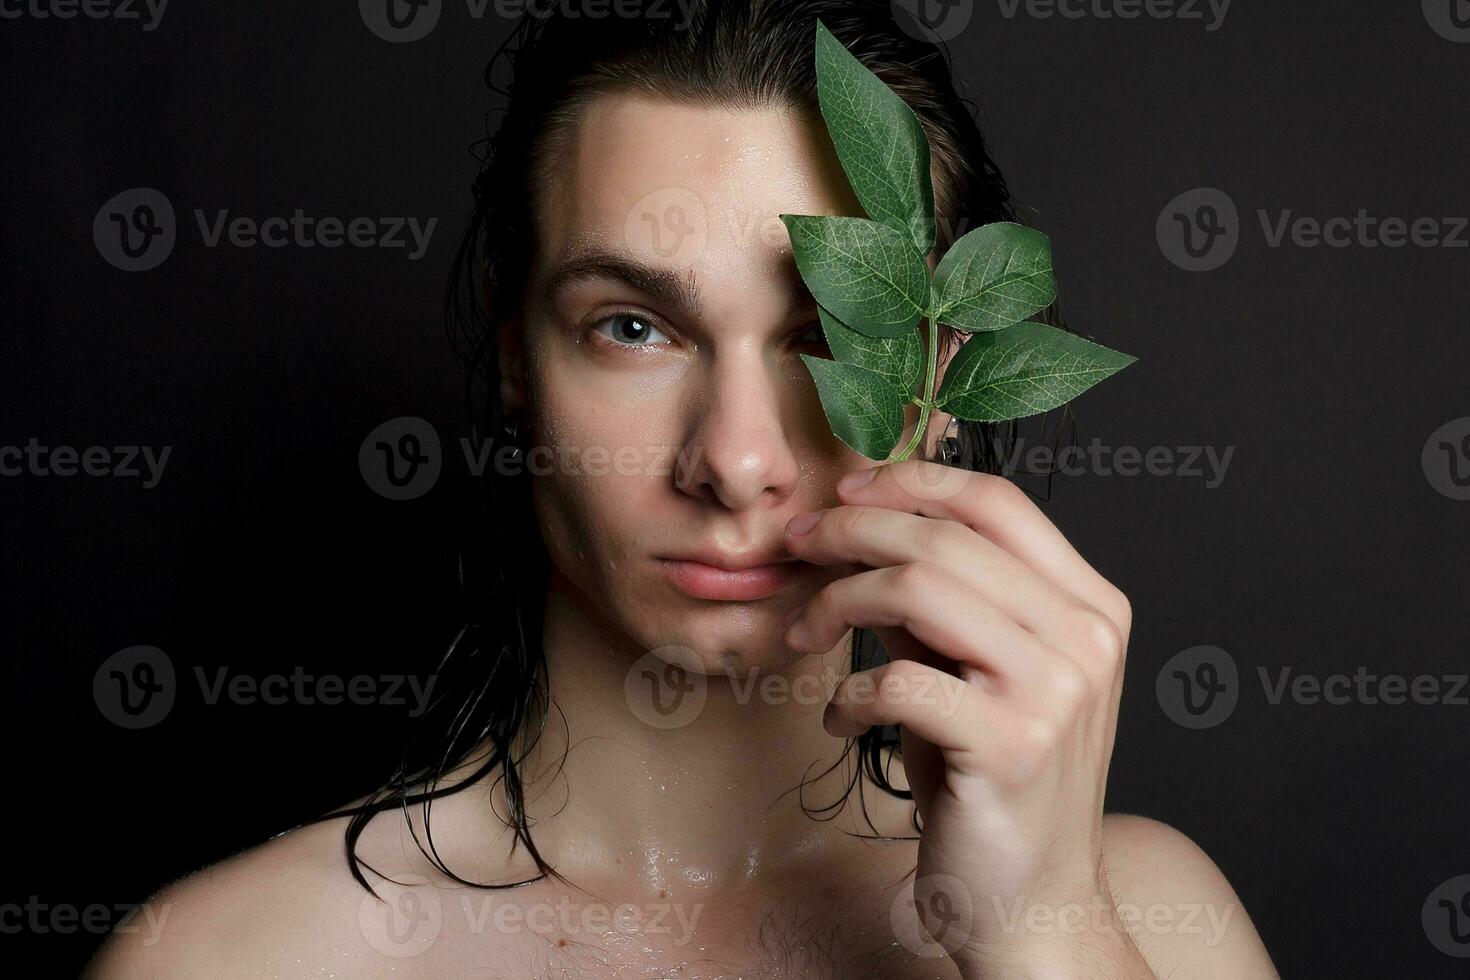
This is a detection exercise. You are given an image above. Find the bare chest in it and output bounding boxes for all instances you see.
[360,877,963,980]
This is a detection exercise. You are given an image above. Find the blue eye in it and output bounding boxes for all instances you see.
[592,311,673,348]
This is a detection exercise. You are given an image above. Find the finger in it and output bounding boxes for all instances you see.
[786,562,1066,700]
[825,659,978,745]
[837,459,1132,638]
[825,660,1032,783]
[837,461,1132,692]
[786,503,1096,651]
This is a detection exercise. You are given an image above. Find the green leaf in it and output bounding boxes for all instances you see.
[780,213,928,339]
[779,26,1136,443]
[799,354,908,460]
[936,322,1135,422]
[932,222,1056,333]
[814,20,936,256]
[817,305,923,397]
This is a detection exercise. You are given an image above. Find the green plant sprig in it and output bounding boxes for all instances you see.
[779,21,1136,462]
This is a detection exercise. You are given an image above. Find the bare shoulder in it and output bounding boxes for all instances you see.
[81,812,379,980]
[1101,813,1280,979]
[85,769,527,980]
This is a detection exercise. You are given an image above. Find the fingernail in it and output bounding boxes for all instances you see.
[837,467,878,494]
[786,512,821,537]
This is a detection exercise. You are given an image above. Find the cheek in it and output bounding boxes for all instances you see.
[529,325,687,451]
[530,455,688,648]
[525,345,681,589]
[533,470,621,578]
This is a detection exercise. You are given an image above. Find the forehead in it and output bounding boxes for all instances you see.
[533,92,862,300]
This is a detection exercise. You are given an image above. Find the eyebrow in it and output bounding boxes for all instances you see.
[539,246,816,322]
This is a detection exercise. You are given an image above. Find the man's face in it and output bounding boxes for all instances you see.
[510,92,933,674]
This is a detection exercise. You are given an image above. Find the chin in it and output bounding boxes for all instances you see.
[634,606,811,679]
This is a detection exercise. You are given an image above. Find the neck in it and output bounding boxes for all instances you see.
[505,569,898,896]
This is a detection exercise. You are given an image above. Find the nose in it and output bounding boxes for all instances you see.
[677,344,801,511]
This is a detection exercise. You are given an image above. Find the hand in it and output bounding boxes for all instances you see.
[783,459,1153,979]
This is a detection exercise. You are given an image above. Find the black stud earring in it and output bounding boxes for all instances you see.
[937,417,961,464]
[500,413,523,456]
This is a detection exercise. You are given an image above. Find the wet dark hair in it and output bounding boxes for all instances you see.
[323,0,1068,897]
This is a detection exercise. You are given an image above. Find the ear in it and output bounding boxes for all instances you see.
[486,255,531,413]
[497,307,529,415]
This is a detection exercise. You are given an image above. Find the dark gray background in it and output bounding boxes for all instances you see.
[2,1,1467,976]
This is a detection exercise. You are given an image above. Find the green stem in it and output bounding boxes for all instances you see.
[890,316,940,461]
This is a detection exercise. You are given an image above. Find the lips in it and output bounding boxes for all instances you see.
[656,557,801,601]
